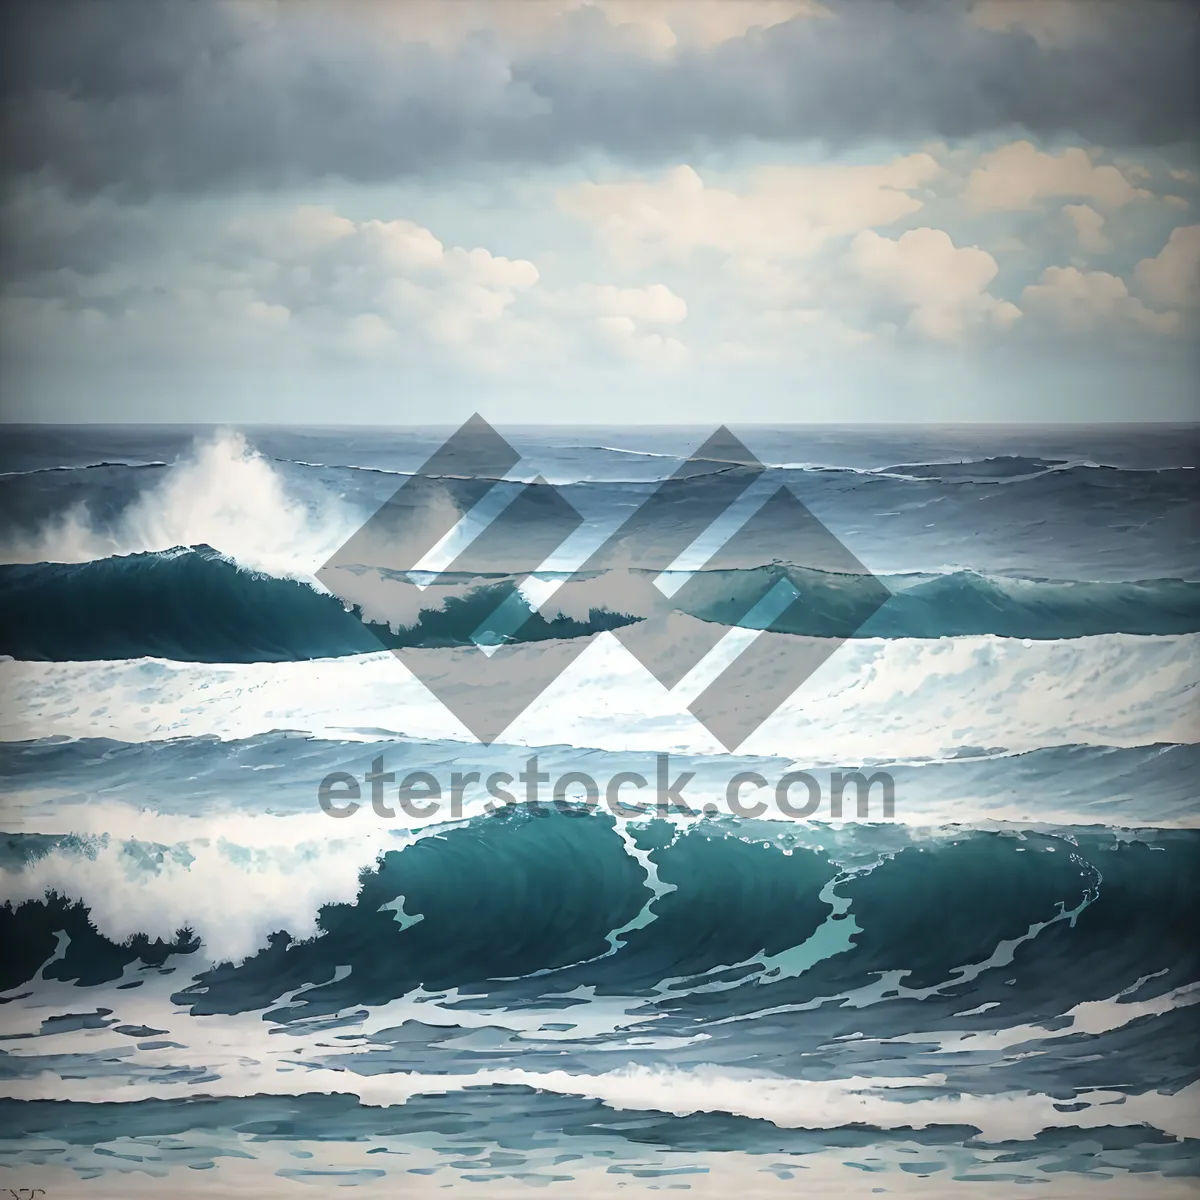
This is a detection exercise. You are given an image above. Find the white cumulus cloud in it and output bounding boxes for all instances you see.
[1134,224,1200,310]
[1021,265,1179,334]
[849,227,1021,340]
[1063,204,1112,254]
[964,141,1151,211]
[559,155,940,265]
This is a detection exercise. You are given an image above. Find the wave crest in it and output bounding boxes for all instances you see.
[0,431,357,577]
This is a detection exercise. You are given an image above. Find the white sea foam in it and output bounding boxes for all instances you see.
[0,809,406,962]
[0,1053,1193,1146]
[1,916,1193,1145]
[2,630,1195,759]
[0,430,359,578]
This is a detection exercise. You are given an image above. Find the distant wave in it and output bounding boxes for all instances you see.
[2,547,1198,663]
[586,444,684,461]
[578,449,1197,484]
[872,454,1195,483]
[0,460,168,479]
[7,446,1195,489]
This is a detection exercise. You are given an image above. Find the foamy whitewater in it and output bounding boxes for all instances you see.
[0,423,1197,1198]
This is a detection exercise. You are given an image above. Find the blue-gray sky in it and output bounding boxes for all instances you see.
[1,0,1197,423]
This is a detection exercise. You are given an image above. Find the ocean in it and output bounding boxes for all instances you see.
[0,422,1197,1198]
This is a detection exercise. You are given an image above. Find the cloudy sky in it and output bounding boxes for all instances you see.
[1,0,1197,424]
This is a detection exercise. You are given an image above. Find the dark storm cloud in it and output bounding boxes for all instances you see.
[0,185,162,282]
[1,0,1197,195]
